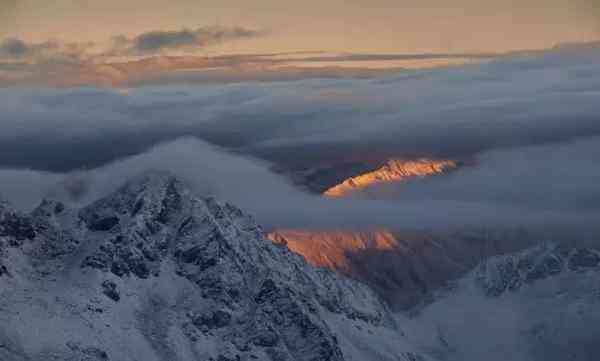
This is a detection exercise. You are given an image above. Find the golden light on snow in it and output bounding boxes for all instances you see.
[323,159,458,198]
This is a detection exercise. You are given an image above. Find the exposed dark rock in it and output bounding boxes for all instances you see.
[54,202,65,214]
[101,280,120,302]
[265,348,289,361]
[251,330,279,347]
[131,198,144,216]
[86,216,120,232]
[82,347,109,360]
[191,310,232,329]
[179,245,218,270]
[0,264,8,277]
[110,261,129,278]
[66,342,109,361]
[255,279,279,304]
[568,248,600,270]
[83,241,151,279]
[0,212,35,241]
[157,180,182,224]
[82,253,111,271]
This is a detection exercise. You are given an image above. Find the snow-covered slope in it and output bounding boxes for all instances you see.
[403,243,600,361]
[0,172,427,361]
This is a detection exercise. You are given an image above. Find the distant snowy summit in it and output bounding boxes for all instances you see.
[323,159,457,198]
[0,172,426,361]
[404,242,600,361]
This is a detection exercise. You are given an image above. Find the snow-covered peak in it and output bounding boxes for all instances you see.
[0,172,425,361]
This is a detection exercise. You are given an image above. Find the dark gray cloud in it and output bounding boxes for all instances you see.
[108,26,263,55]
[0,43,599,173]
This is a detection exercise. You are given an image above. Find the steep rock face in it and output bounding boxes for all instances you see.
[0,172,425,361]
[323,159,457,198]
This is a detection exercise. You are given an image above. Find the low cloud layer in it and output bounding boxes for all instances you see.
[0,138,598,240]
[1,45,599,237]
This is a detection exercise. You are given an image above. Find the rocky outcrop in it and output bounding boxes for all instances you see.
[475,243,600,297]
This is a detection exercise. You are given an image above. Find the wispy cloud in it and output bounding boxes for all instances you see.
[0,37,92,64]
[0,25,263,65]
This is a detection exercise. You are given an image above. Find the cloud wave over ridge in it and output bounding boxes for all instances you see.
[0,45,599,237]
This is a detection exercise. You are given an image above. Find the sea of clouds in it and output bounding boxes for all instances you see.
[1,44,599,237]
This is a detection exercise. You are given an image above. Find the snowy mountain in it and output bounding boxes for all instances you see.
[2,172,598,361]
[403,243,600,361]
[0,172,427,361]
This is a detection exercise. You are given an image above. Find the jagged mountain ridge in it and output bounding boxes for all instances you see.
[403,243,600,361]
[0,172,427,361]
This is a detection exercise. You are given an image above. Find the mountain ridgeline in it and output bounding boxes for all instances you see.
[0,172,426,361]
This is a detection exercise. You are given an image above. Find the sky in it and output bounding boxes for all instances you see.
[2,0,599,55]
[1,0,599,86]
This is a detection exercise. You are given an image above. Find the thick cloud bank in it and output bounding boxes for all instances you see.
[1,44,599,173]
[0,45,599,236]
